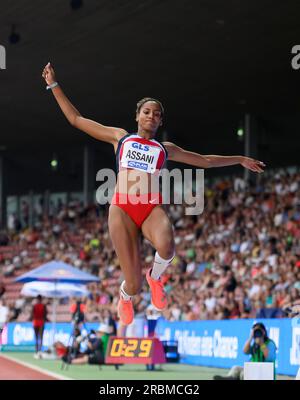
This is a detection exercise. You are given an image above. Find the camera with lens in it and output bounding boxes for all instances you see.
[253,328,264,339]
[252,323,267,342]
[76,329,96,344]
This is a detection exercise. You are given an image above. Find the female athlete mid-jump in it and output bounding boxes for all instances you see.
[42,62,265,325]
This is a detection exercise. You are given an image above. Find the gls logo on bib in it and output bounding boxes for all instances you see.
[121,141,160,173]
[132,143,149,152]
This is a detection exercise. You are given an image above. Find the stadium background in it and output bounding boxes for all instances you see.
[0,0,300,380]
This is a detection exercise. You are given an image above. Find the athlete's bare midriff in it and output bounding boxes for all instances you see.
[115,169,160,195]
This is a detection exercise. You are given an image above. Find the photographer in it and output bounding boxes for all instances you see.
[66,325,109,366]
[70,299,85,329]
[213,322,277,380]
[244,323,276,364]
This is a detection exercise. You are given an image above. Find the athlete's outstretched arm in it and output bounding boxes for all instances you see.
[163,142,265,173]
[42,63,127,145]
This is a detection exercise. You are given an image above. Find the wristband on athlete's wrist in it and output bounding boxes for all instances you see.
[46,82,58,90]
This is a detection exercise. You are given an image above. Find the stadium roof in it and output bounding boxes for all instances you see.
[1,0,300,194]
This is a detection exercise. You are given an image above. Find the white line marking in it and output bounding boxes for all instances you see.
[0,354,73,380]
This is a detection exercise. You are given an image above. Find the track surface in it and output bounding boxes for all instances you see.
[0,352,295,380]
[0,355,57,380]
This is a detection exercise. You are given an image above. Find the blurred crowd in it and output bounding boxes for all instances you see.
[0,167,300,324]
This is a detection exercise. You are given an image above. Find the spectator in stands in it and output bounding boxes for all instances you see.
[7,214,16,232]
[70,299,86,329]
[0,283,5,299]
[0,231,9,246]
[1,169,300,323]
[3,260,15,277]
[213,322,277,380]
[102,309,117,336]
[0,299,9,350]
[8,302,21,322]
[14,298,26,318]
[31,295,47,354]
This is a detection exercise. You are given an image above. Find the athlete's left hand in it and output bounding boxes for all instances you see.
[240,156,266,173]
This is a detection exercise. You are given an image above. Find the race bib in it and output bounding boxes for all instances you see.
[120,141,160,174]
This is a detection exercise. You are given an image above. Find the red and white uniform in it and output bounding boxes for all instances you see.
[112,133,168,227]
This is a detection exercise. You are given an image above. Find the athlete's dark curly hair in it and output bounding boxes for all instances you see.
[136,97,164,118]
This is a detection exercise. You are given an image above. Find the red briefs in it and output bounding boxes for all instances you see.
[111,192,162,228]
[33,319,45,329]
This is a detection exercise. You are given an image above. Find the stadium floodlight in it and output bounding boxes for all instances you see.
[51,155,58,171]
[237,128,244,137]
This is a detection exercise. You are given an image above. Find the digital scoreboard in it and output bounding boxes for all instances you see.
[105,337,166,365]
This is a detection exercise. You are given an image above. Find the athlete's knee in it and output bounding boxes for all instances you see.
[156,240,175,261]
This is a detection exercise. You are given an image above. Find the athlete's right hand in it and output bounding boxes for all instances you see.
[42,62,56,85]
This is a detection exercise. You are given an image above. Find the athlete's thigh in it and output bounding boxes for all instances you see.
[141,206,175,257]
[108,205,142,274]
